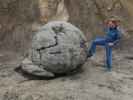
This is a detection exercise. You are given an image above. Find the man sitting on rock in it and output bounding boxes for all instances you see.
[87,17,122,71]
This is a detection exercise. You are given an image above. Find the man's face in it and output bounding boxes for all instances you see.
[107,21,117,28]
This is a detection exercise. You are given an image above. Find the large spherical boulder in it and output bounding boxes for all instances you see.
[21,21,87,77]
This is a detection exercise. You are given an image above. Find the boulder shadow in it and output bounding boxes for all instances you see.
[14,65,84,80]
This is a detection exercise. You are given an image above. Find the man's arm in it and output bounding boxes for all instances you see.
[108,40,120,46]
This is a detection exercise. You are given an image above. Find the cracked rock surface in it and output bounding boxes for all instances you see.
[21,21,87,77]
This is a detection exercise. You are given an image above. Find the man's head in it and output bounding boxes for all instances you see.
[105,17,120,28]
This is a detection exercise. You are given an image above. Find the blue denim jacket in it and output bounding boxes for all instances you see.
[105,27,121,42]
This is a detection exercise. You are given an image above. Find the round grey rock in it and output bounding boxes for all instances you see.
[21,21,87,77]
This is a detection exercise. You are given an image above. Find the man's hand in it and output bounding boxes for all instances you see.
[108,42,114,46]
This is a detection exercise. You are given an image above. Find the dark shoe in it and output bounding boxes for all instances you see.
[104,65,112,72]
[87,51,93,58]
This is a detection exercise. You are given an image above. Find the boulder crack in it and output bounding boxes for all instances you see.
[35,28,60,67]
[36,35,58,51]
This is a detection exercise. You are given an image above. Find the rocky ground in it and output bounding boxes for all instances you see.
[0,41,133,100]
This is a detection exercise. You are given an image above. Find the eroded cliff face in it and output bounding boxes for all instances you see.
[0,0,68,52]
[0,0,132,52]
[65,0,133,39]
[0,0,38,52]
[38,0,69,22]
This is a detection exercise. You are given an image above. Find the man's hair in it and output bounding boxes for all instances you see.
[104,16,121,27]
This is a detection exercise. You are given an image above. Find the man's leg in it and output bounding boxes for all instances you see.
[105,44,112,71]
[87,40,96,57]
[87,37,106,57]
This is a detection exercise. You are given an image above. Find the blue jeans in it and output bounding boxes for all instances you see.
[88,37,113,71]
